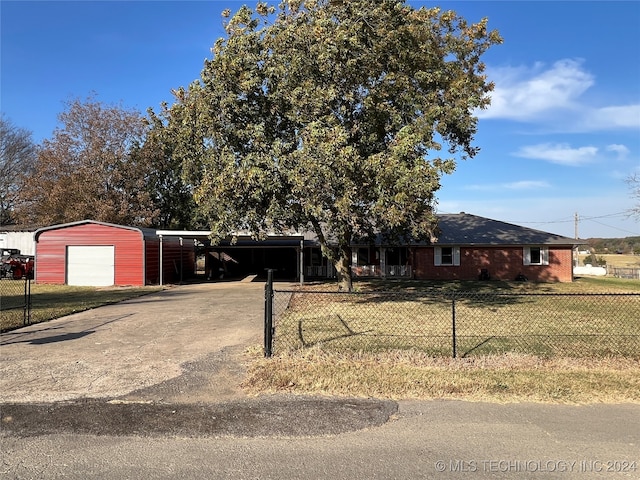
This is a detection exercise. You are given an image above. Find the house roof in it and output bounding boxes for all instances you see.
[433,213,577,246]
[31,213,578,247]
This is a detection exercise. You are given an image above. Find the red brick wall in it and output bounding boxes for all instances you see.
[412,246,573,282]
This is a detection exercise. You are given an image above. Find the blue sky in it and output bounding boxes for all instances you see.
[2,1,639,239]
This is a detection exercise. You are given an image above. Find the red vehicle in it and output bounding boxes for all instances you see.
[1,249,34,280]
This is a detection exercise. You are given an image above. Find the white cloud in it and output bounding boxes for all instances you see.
[513,143,598,166]
[464,180,550,191]
[477,60,640,132]
[606,144,630,158]
[503,180,551,190]
[478,59,594,121]
[581,105,640,130]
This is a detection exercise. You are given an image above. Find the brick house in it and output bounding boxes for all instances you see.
[305,213,577,282]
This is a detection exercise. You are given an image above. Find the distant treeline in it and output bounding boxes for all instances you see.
[582,237,640,254]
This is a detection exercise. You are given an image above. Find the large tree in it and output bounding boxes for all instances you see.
[17,96,158,227]
[129,107,201,229]
[0,115,37,226]
[169,0,502,290]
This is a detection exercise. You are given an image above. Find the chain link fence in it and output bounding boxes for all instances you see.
[269,289,640,358]
[0,277,31,331]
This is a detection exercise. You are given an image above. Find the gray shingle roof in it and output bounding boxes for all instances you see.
[434,213,577,246]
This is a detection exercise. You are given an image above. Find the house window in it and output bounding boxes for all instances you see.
[435,246,460,266]
[523,246,549,266]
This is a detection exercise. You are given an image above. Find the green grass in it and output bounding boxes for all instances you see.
[0,282,162,332]
[273,277,640,358]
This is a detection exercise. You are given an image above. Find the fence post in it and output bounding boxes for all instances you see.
[264,269,275,357]
[451,294,457,358]
[26,277,32,326]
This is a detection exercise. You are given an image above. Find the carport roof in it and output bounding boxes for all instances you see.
[155,230,305,246]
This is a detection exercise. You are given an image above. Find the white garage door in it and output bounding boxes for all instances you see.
[67,246,115,286]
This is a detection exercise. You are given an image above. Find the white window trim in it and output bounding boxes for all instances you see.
[523,246,549,266]
[434,246,460,266]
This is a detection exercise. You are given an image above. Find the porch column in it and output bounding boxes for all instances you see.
[380,247,386,278]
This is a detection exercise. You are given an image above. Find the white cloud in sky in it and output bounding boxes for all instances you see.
[606,144,630,158]
[479,59,593,121]
[513,143,598,166]
[478,59,640,131]
[464,180,550,191]
[581,105,640,130]
[503,180,551,190]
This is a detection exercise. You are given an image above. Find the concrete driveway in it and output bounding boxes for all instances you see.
[0,281,270,403]
[1,280,397,440]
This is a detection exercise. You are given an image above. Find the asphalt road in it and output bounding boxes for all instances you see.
[1,281,639,479]
[2,401,639,479]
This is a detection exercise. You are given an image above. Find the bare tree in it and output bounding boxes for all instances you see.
[0,115,37,226]
[628,173,640,219]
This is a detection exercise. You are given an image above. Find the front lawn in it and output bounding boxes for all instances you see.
[0,282,162,333]
[272,277,640,358]
[245,277,640,404]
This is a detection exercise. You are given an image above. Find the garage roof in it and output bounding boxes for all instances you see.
[34,220,158,241]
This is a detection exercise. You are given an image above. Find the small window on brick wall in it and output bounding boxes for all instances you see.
[523,246,549,265]
[435,246,460,266]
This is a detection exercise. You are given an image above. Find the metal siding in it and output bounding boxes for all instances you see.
[143,237,195,285]
[145,239,160,285]
[159,238,195,284]
[35,224,145,286]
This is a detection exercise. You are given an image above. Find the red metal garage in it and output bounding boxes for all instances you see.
[34,220,194,286]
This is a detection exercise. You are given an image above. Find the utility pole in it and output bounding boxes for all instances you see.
[574,212,580,269]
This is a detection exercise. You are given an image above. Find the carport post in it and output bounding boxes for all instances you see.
[179,237,183,284]
[264,269,275,357]
[159,235,164,286]
[299,239,304,286]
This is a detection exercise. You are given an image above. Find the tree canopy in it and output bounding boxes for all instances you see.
[17,96,195,229]
[168,0,502,290]
[0,115,36,226]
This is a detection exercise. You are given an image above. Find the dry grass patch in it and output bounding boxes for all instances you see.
[579,254,640,269]
[242,348,640,404]
[0,283,162,332]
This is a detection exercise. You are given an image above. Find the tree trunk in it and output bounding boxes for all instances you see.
[311,219,353,291]
[335,244,353,292]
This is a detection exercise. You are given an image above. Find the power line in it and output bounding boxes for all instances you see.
[584,218,640,236]
[504,211,630,226]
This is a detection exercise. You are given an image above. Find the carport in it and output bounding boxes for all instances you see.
[156,230,305,285]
